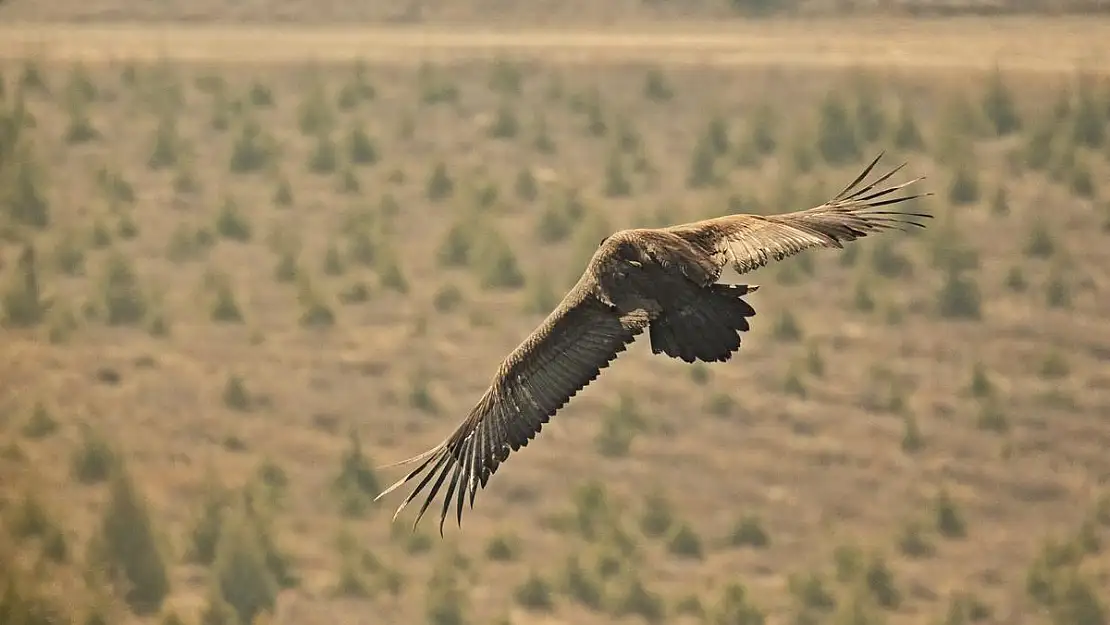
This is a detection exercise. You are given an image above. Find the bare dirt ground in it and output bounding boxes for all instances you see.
[1,19,1109,71]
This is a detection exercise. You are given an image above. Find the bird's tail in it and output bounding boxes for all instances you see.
[649,284,759,363]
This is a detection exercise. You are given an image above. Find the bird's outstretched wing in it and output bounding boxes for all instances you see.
[666,152,931,278]
[374,287,651,534]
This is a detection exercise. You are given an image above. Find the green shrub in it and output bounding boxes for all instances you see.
[215,196,251,241]
[901,415,923,453]
[898,519,935,558]
[222,374,252,412]
[93,466,170,615]
[248,81,274,107]
[981,69,1021,136]
[475,230,525,290]
[187,476,231,566]
[64,101,99,144]
[728,514,770,548]
[297,278,336,328]
[934,488,967,538]
[514,572,554,611]
[1071,83,1106,148]
[816,90,860,165]
[710,582,765,625]
[667,523,703,559]
[71,424,117,484]
[854,84,887,143]
[308,132,338,174]
[210,277,244,323]
[533,111,556,153]
[643,67,673,102]
[9,490,52,538]
[788,571,836,612]
[976,400,1009,433]
[229,119,274,173]
[1026,221,1055,258]
[485,533,519,562]
[559,554,602,608]
[273,176,294,206]
[212,503,279,625]
[348,124,379,165]
[101,253,147,326]
[426,558,468,625]
[148,116,180,170]
[489,102,519,139]
[604,151,631,197]
[298,82,335,135]
[611,574,666,623]
[686,133,717,188]
[426,161,453,201]
[948,164,981,205]
[936,267,981,320]
[864,554,900,609]
[332,430,381,516]
[2,244,45,328]
[773,311,803,342]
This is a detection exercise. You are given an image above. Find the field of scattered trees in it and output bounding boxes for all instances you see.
[1,55,1109,625]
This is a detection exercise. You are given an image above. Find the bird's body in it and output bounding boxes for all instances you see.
[375,153,931,533]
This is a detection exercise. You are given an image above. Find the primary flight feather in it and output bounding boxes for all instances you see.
[375,152,931,534]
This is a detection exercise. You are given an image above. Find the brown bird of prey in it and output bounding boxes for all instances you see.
[376,152,930,534]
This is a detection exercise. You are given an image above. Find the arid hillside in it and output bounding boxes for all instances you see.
[1,31,1110,625]
[0,0,1109,24]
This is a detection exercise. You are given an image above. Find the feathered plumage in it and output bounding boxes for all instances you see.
[375,152,931,533]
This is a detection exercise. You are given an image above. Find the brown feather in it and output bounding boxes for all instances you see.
[664,151,931,280]
[376,151,929,532]
[648,282,759,363]
[374,279,652,534]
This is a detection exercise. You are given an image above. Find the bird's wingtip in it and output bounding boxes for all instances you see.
[390,499,409,522]
[374,465,421,504]
[373,447,437,471]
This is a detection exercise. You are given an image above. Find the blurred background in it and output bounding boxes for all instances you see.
[0,1,1108,624]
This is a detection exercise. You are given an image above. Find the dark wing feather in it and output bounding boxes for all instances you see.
[665,152,932,279]
[374,286,651,534]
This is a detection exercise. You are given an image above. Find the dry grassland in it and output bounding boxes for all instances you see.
[0,0,1108,24]
[1,22,1110,625]
[2,20,1110,72]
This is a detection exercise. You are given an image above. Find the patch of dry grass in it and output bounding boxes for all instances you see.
[1,0,1110,24]
[1,49,1109,625]
[3,21,1110,73]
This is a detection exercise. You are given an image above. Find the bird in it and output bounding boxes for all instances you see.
[375,151,931,534]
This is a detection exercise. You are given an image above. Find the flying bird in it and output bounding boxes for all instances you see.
[376,152,931,534]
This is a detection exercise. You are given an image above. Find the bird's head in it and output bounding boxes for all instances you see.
[612,238,648,269]
[596,232,645,269]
